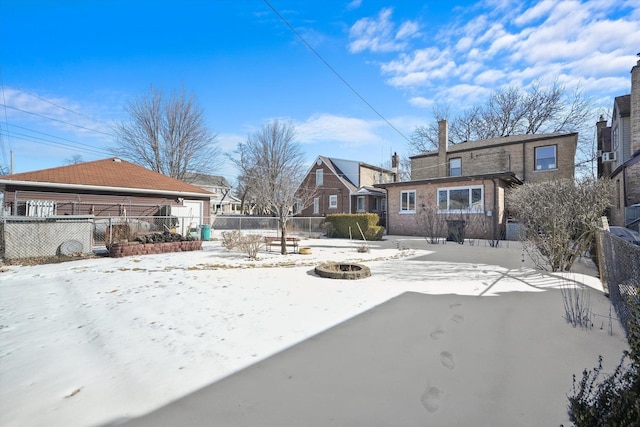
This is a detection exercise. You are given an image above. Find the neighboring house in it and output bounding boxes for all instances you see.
[183,173,241,215]
[296,156,396,224]
[597,59,640,231]
[0,158,214,226]
[376,120,577,238]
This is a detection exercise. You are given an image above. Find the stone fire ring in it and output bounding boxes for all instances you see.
[314,262,371,280]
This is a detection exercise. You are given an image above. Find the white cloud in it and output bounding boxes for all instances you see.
[408,96,432,108]
[346,0,362,10]
[380,47,458,88]
[348,8,420,53]
[474,69,507,85]
[296,114,385,145]
[514,0,556,25]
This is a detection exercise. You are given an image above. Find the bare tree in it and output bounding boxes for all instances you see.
[112,85,220,180]
[64,154,84,165]
[231,120,315,254]
[409,82,593,167]
[506,177,612,272]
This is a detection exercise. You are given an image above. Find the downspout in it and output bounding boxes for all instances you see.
[493,179,499,241]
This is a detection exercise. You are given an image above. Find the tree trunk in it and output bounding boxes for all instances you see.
[279,218,287,255]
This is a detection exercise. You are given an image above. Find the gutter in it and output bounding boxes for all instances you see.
[0,179,213,199]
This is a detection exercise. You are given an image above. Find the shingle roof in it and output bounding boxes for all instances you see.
[0,158,212,195]
[614,95,631,117]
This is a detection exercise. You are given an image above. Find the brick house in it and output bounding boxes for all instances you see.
[596,59,640,230]
[296,156,396,224]
[376,120,577,238]
[0,158,213,224]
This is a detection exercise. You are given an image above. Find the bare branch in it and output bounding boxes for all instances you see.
[111,85,220,180]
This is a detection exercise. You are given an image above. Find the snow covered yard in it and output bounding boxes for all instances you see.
[0,236,629,426]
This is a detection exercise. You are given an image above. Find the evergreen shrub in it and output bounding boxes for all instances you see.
[324,213,384,241]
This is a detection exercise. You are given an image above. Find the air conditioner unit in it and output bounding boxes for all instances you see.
[602,152,616,162]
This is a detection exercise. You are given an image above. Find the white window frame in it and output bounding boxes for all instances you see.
[313,197,319,214]
[449,158,461,177]
[329,195,338,209]
[356,196,365,212]
[400,190,416,213]
[437,185,483,213]
[535,145,557,171]
[316,169,323,186]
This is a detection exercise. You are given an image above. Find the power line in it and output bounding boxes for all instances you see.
[0,103,115,137]
[3,123,113,156]
[262,0,412,144]
[0,129,111,157]
[10,86,114,128]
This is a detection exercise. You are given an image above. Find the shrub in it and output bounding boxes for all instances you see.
[567,299,640,426]
[238,234,264,260]
[221,230,241,250]
[324,213,384,241]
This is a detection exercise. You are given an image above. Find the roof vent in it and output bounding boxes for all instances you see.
[113,158,122,163]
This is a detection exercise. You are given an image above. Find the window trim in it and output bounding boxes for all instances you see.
[315,169,323,186]
[449,158,462,177]
[437,185,484,213]
[535,145,557,171]
[400,190,416,213]
[329,195,338,209]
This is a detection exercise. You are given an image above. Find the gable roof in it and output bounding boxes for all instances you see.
[410,132,577,159]
[307,155,395,193]
[0,158,213,197]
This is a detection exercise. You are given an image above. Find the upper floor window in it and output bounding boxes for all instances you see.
[449,158,461,177]
[535,145,556,170]
[400,190,416,213]
[315,169,323,186]
[356,196,365,212]
[329,195,338,209]
[438,186,483,212]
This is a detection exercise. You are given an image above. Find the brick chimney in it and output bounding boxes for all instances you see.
[631,57,640,155]
[391,152,399,182]
[438,120,448,176]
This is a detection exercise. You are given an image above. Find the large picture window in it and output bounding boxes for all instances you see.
[535,145,556,170]
[437,186,483,212]
[400,190,416,213]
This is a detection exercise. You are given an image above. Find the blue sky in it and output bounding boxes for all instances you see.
[1,0,638,183]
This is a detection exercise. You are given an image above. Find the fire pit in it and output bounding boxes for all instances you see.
[314,262,371,280]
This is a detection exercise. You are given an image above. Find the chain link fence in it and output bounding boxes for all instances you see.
[211,216,326,238]
[596,229,640,338]
[0,216,94,261]
[0,214,327,261]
